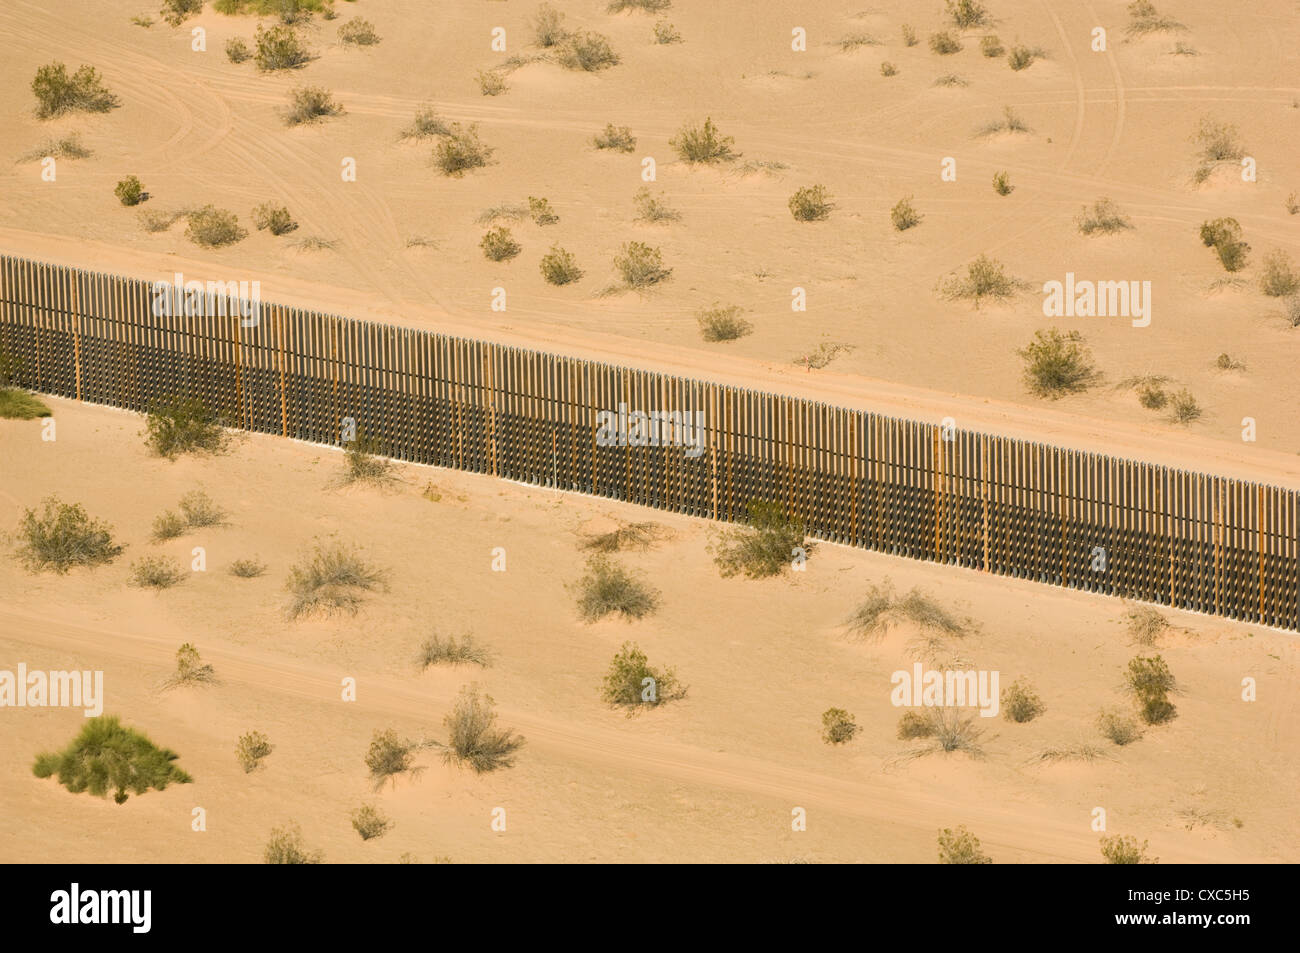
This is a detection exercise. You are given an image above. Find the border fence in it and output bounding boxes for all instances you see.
[2,253,1297,630]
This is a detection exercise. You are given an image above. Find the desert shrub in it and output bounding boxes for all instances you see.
[1126,0,1183,36]
[338,17,379,46]
[31,63,119,118]
[163,643,215,688]
[533,3,569,47]
[0,390,52,419]
[990,171,1013,196]
[580,522,671,553]
[1077,197,1132,235]
[285,541,387,619]
[264,822,322,864]
[293,235,337,252]
[1259,250,1300,297]
[1168,389,1201,424]
[440,685,525,772]
[236,730,273,772]
[927,708,985,754]
[365,729,419,789]
[788,185,833,222]
[897,710,934,740]
[980,35,1004,57]
[132,14,154,27]
[1126,655,1177,724]
[151,510,186,541]
[602,642,684,710]
[607,0,671,11]
[253,202,297,235]
[528,195,560,225]
[1125,606,1169,645]
[697,304,751,342]
[633,187,679,223]
[1170,41,1197,55]
[558,32,620,71]
[186,205,247,247]
[436,123,493,176]
[285,86,343,125]
[33,716,191,803]
[540,246,584,285]
[898,24,918,46]
[1097,707,1142,745]
[1286,192,1300,215]
[1017,329,1097,398]
[880,62,898,77]
[114,176,146,207]
[946,0,990,28]
[225,37,252,63]
[160,0,203,25]
[670,117,738,164]
[145,394,227,457]
[891,196,922,231]
[1136,380,1167,409]
[939,254,1025,307]
[477,70,508,96]
[400,105,449,141]
[1285,297,1300,328]
[175,490,224,528]
[1193,116,1242,163]
[1100,834,1157,864]
[130,555,185,589]
[653,21,681,44]
[821,708,858,745]
[229,558,267,578]
[19,134,92,162]
[938,826,992,864]
[933,73,969,87]
[342,428,397,485]
[476,203,528,225]
[710,500,808,579]
[1007,45,1044,70]
[614,241,672,288]
[351,804,392,840]
[480,227,521,262]
[255,24,311,70]
[419,632,490,669]
[14,497,123,573]
[1000,680,1045,723]
[1199,218,1250,272]
[848,583,971,659]
[1215,353,1244,371]
[839,34,880,52]
[139,207,188,233]
[573,556,660,621]
[594,123,637,152]
[792,342,855,371]
[929,31,962,55]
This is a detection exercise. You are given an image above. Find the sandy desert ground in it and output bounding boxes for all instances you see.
[1,0,1299,863]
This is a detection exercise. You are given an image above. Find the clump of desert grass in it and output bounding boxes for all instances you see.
[929,31,962,55]
[992,171,1014,195]
[1076,197,1133,235]
[438,685,525,773]
[602,642,685,713]
[284,86,343,126]
[145,394,228,457]
[670,117,738,164]
[733,159,789,178]
[32,716,190,804]
[1284,296,1300,328]
[418,632,491,669]
[351,804,392,840]
[1125,0,1184,37]
[697,304,752,342]
[1100,834,1157,864]
[1026,744,1112,765]
[540,246,583,285]
[225,37,251,63]
[18,134,92,162]
[937,254,1028,307]
[264,822,322,864]
[901,24,918,46]
[435,123,494,176]
[580,521,672,553]
[139,207,189,233]
[152,490,227,540]
[1127,654,1178,725]
[893,708,986,762]
[937,825,992,864]
[633,187,680,223]
[399,104,450,141]
[284,540,387,619]
[594,123,636,152]
[476,203,528,225]
[364,729,425,790]
[980,35,1004,58]
[235,730,272,772]
[846,581,973,660]
[186,206,247,248]
[890,196,922,231]
[709,500,809,579]
[571,555,660,621]
[1199,217,1250,272]
[612,241,672,289]
[1167,388,1201,424]
[532,3,570,47]
[607,0,672,12]
[0,389,51,420]
[946,0,991,28]
[1018,329,1099,398]
[792,341,854,370]
[130,555,186,589]
[976,106,1030,137]
[838,33,880,52]
[1169,41,1197,56]
[14,497,123,573]
[291,235,337,252]
[1215,353,1245,372]
[880,62,898,77]
[162,643,216,690]
[31,62,119,118]
[340,429,398,486]
[1118,373,1170,410]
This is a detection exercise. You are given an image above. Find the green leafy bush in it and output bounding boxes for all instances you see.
[31,62,119,118]
[602,642,684,711]
[33,716,191,803]
[821,708,859,744]
[114,176,146,206]
[1017,329,1098,398]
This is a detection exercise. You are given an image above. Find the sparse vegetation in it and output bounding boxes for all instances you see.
[613,241,672,288]
[1200,218,1249,272]
[31,62,120,118]
[697,304,752,342]
[594,123,637,152]
[838,33,880,52]
[440,685,525,772]
[284,86,343,125]
[400,105,449,141]
[229,558,268,578]
[939,254,1026,307]
[821,708,858,745]
[710,500,808,579]
[633,186,680,223]
[1007,45,1045,70]
[19,134,92,162]
[573,555,660,621]
[436,124,493,176]
[253,202,297,235]
[980,36,1004,58]
[1190,117,1242,183]
[891,196,922,231]
[161,0,203,26]
[540,245,583,285]
[264,822,322,864]
[186,205,247,248]
[929,32,963,55]
[901,25,918,47]
[880,62,898,77]
[177,490,225,528]
[14,497,123,573]
[480,226,521,262]
[933,73,969,87]
[899,709,986,759]
[788,185,833,222]
[285,540,387,619]
[602,642,684,711]
[1136,379,1168,409]
[254,24,311,71]
[580,521,671,553]
[946,0,991,28]
[1098,707,1142,745]
[1215,353,1245,371]
[1127,655,1177,724]
[528,195,560,225]
[130,555,185,589]
[992,171,1014,195]
[607,0,671,12]
[338,17,379,46]
[419,632,491,669]
[1100,833,1158,864]
[225,37,251,64]
[1001,680,1045,723]
[114,176,146,207]
[897,710,934,740]
[365,729,420,790]
[1259,250,1300,297]
[0,389,52,419]
[533,4,570,47]
[1126,606,1169,645]
[653,21,681,44]
[1017,329,1098,398]
[1077,197,1132,235]
[1286,193,1299,215]
[557,32,620,72]
[1168,388,1201,424]
[846,582,972,650]
[33,716,191,804]
[670,117,738,164]
[341,428,397,485]
[351,804,392,840]
[477,70,508,96]
[163,643,215,688]
[792,341,854,370]
[937,826,992,864]
[235,730,273,773]
[978,106,1029,137]
[139,207,188,233]
[1126,0,1184,37]
[145,394,227,457]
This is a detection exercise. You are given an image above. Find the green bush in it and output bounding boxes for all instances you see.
[594,123,637,152]
[255,24,311,71]
[1001,680,1045,723]
[1137,380,1167,409]
[186,205,247,248]
[145,394,227,457]
[285,86,343,125]
[236,730,273,772]
[937,826,992,864]
[114,176,146,206]
[821,708,858,745]
[1017,329,1097,398]
[264,822,322,864]
[253,202,297,235]
[1199,217,1249,272]
[540,246,584,285]
[788,185,833,222]
[614,241,672,288]
[890,196,922,231]
[33,716,191,803]
[15,497,123,573]
[602,642,684,710]
[440,685,525,773]
[286,541,387,619]
[573,556,660,621]
[670,117,738,164]
[435,123,493,176]
[697,304,751,342]
[709,500,808,579]
[31,63,119,118]
[558,32,620,71]
[0,389,52,419]
[1126,655,1177,724]
[480,226,521,262]
[1100,833,1157,864]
